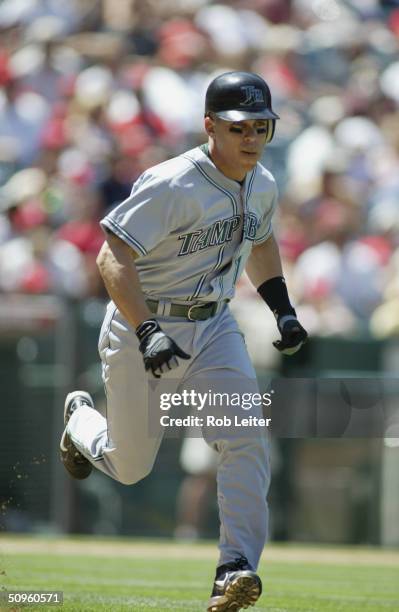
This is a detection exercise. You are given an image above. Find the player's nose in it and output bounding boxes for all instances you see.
[242,127,257,141]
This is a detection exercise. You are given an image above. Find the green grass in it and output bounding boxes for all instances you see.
[0,537,399,611]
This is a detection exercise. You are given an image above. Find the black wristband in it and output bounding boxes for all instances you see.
[257,276,296,320]
[136,318,161,342]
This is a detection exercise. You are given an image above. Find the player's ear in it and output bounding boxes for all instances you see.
[205,114,215,137]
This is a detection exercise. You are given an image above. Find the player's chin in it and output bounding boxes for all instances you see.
[240,151,260,168]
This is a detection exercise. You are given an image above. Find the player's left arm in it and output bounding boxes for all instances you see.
[246,233,307,355]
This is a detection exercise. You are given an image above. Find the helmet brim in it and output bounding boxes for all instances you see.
[212,109,280,121]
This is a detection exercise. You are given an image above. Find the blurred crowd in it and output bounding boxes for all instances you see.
[1,0,399,340]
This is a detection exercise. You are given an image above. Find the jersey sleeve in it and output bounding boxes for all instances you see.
[253,182,278,245]
[100,173,176,256]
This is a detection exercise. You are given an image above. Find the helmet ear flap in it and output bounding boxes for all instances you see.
[265,119,276,144]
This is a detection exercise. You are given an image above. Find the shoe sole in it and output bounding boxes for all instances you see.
[207,573,262,611]
[60,391,94,480]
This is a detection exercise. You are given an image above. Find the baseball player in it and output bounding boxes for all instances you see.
[60,71,307,612]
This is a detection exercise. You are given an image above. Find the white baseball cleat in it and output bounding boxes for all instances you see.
[60,391,94,480]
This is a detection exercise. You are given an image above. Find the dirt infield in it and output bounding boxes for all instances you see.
[1,536,399,566]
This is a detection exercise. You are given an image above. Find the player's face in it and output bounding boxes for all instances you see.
[205,115,269,181]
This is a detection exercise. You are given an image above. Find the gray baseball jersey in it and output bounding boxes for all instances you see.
[100,145,278,302]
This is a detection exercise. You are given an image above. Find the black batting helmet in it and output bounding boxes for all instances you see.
[205,71,279,142]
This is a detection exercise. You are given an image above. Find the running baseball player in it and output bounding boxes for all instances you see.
[60,71,307,612]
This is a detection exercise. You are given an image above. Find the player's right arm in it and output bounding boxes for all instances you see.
[96,232,190,377]
[96,231,152,329]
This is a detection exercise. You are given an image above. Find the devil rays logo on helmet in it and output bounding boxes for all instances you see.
[240,86,265,106]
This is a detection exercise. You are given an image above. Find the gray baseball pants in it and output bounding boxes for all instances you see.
[67,302,270,569]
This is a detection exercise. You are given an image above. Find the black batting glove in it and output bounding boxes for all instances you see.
[136,319,191,378]
[273,315,308,356]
